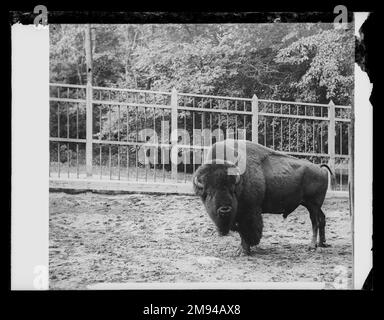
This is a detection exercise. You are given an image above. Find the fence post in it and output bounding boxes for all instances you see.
[171,87,178,181]
[86,82,93,177]
[328,100,336,189]
[348,100,354,218]
[252,94,259,144]
[85,24,93,178]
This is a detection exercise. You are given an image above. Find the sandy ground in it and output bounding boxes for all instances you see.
[49,193,352,289]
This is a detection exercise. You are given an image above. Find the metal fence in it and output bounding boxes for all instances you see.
[49,83,351,191]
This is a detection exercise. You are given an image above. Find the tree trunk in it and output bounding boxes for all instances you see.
[77,57,83,85]
[85,24,93,85]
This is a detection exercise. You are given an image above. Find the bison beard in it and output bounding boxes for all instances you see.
[193,139,332,255]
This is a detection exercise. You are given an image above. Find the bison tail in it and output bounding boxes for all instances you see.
[320,164,333,176]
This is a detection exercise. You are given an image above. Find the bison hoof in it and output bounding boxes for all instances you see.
[318,242,331,248]
[307,243,317,251]
[235,246,251,256]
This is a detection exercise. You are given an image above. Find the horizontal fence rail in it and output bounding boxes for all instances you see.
[49,83,351,191]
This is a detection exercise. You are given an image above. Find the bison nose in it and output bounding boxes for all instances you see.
[217,206,232,216]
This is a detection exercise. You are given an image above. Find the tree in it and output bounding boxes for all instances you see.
[275,27,354,105]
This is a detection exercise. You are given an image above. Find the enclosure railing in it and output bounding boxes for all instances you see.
[49,83,351,191]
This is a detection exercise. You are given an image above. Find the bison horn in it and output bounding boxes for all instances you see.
[194,176,204,189]
[235,171,241,185]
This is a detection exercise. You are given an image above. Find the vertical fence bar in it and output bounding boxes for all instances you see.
[162,108,165,182]
[296,121,299,152]
[99,105,102,179]
[109,104,112,179]
[321,107,324,154]
[280,105,283,151]
[234,101,238,139]
[76,102,79,178]
[118,105,121,180]
[288,118,291,152]
[192,111,195,172]
[217,113,221,141]
[264,118,267,146]
[235,113,238,140]
[144,107,147,182]
[127,106,129,180]
[171,88,178,181]
[280,120,283,151]
[67,103,70,177]
[209,102,213,145]
[201,112,206,164]
[202,111,206,144]
[328,100,336,190]
[304,106,307,153]
[340,122,343,155]
[136,105,138,181]
[86,82,93,177]
[226,101,229,140]
[153,107,156,182]
[272,118,275,149]
[252,94,258,144]
[313,121,315,153]
[57,102,60,177]
[184,112,187,182]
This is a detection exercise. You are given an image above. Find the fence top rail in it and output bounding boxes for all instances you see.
[178,92,252,102]
[259,98,351,109]
[49,83,351,109]
[92,100,172,109]
[50,83,86,89]
[92,86,171,96]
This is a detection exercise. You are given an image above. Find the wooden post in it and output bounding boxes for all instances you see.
[201,112,206,144]
[251,94,259,144]
[171,87,178,181]
[85,24,93,177]
[349,97,355,290]
[328,100,336,190]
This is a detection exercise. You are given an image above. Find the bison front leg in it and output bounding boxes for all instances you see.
[236,212,263,256]
[235,237,251,256]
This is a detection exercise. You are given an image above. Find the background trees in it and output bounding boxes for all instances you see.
[50,23,354,105]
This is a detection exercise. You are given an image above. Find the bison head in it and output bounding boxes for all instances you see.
[193,161,242,236]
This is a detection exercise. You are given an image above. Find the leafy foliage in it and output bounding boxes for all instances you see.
[50,23,354,104]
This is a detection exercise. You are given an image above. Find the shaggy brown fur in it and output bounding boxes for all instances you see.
[193,139,331,255]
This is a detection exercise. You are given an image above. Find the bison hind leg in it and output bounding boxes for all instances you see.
[303,202,330,250]
[318,209,331,247]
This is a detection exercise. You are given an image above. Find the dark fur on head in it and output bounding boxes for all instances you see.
[193,161,243,236]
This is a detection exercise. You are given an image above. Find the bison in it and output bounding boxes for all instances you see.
[192,139,333,255]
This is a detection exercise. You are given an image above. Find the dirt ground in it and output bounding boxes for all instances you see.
[49,192,352,289]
